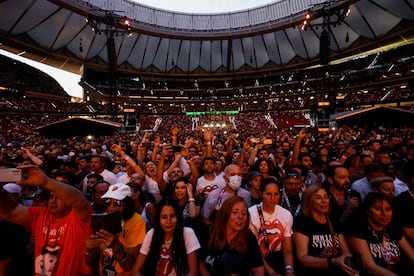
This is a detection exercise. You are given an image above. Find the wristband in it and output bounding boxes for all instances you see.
[188,198,195,202]
[124,155,130,161]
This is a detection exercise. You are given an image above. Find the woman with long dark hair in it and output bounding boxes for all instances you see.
[132,199,200,275]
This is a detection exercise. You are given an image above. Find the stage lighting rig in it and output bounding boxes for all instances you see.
[86,10,132,38]
[301,0,350,64]
[86,10,133,118]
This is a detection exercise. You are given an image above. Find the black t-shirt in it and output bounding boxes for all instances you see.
[323,181,361,227]
[347,218,403,275]
[204,230,263,275]
[293,214,345,276]
[250,195,262,207]
[393,190,414,228]
[293,214,342,258]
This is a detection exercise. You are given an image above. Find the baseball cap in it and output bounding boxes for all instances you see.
[101,183,131,200]
[3,183,21,195]
[249,171,263,180]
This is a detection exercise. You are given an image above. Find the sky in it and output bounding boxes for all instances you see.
[0,0,274,98]
[134,0,275,13]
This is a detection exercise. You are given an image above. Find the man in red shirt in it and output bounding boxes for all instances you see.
[0,165,93,276]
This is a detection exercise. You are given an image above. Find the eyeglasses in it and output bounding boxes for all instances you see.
[286,172,301,179]
[104,199,124,207]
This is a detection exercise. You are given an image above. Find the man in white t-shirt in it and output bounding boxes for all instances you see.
[196,157,226,202]
[82,155,117,192]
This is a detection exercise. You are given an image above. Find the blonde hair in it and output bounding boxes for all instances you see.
[301,183,328,217]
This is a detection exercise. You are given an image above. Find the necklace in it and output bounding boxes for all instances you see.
[369,225,391,264]
[281,189,302,217]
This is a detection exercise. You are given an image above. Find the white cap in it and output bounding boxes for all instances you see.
[3,183,21,195]
[101,183,131,200]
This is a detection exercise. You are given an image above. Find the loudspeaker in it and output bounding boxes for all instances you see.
[320,29,329,64]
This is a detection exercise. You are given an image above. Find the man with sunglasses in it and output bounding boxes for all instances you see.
[86,183,146,275]
[280,170,304,219]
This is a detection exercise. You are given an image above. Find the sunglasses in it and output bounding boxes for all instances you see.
[286,172,301,179]
[104,199,124,207]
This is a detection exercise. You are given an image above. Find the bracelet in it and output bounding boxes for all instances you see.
[327,257,335,269]
[124,155,130,161]
[285,265,294,272]
[188,198,195,202]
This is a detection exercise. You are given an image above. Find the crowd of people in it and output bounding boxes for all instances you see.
[0,121,414,275]
[1,27,414,276]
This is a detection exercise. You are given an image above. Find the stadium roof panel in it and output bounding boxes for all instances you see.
[0,0,413,78]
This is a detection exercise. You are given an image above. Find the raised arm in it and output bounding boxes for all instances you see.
[151,135,161,163]
[22,147,44,166]
[25,165,92,220]
[203,130,213,158]
[237,138,252,167]
[291,128,306,166]
[111,144,145,177]
[171,125,179,146]
[156,145,170,192]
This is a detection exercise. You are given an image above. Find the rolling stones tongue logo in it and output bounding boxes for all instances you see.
[257,219,284,257]
[201,185,219,195]
[157,247,173,276]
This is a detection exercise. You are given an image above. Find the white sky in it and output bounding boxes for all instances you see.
[0,50,83,98]
[1,0,274,99]
[134,0,275,13]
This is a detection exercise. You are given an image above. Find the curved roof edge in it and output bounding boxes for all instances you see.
[61,0,353,35]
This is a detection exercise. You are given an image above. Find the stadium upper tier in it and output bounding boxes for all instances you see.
[1,0,413,78]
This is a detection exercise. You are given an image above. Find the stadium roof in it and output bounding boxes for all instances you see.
[1,0,414,79]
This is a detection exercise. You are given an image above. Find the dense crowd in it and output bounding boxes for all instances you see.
[0,119,414,275]
[1,29,414,276]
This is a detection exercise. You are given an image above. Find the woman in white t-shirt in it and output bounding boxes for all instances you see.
[249,177,295,276]
[132,199,200,276]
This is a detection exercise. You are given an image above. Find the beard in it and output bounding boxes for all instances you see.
[333,181,349,191]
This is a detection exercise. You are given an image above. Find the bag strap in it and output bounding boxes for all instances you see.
[257,204,270,256]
